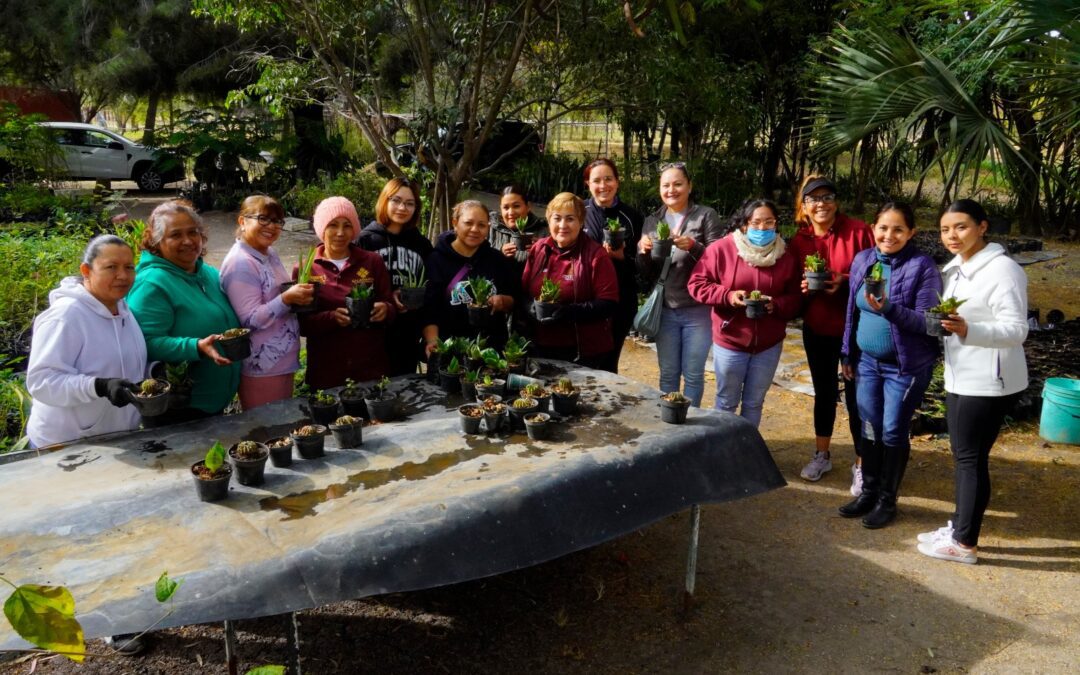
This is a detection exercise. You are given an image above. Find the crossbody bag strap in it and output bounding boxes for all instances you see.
[445,263,472,298]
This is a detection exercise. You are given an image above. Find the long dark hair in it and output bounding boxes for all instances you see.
[943,198,989,224]
[874,201,917,230]
[727,198,779,234]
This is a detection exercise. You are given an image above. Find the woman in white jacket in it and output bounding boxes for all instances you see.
[26,234,147,448]
[917,199,1028,565]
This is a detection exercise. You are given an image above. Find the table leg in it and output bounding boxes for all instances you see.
[224,619,238,675]
[286,612,302,675]
[683,503,701,611]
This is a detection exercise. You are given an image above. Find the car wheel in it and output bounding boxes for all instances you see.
[135,165,164,192]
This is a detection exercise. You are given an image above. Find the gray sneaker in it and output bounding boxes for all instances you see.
[800,452,832,481]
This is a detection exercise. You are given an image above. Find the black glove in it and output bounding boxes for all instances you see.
[94,378,137,407]
[537,303,567,324]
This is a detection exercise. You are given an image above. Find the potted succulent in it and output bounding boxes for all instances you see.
[439,355,463,393]
[364,376,398,422]
[228,440,270,486]
[864,261,886,298]
[466,276,495,329]
[533,276,561,321]
[460,368,481,401]
[465,335,488,371]
[744,290,770,319]
[475,372,506,400]
[519,382,550,412]
[603,217,625,249]
[191,441,232,502]
[282,248,320,314]
[308,389,340,426]
[660,391,691,424]
[329,414,363,448]
[266,436,294,468]
[925,294,967,337]
[165,362,193,411]
[346,282,374,329]
[458,403,484,434]
[508,396,540,430]
[290,424,327,459]
[510,216,533,252]
[480,396,508,434]
[339,378,368,417]
[550,377,580,415]
[480,347,508,380]
[133,378,171,418]
[524,412,551,440]
[399,267,427,311]
[651,220,673,260]
[803,252,830,292]
[503,334,531,374]
[216,327,252,361]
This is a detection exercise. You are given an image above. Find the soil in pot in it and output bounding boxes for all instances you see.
[228,441,270,486]
[281,281,320,314]
[475,380,506,400]
[266,437,294,468]
[459,404,484,434]
[133,379,171,418]
[216,328,251,361]
[329,415,363,448]
[346,296,373,329]
[400,287,426,311]
[291,425,327,459]
[804,271,830,292]
[364,393,398,422]
[651,238,674,261]
[925,311,951,337]
[191,461,232,501]
[660,394,691,424]
[525,412,551,440]
[308,396,340,426]
[745,298,769,320]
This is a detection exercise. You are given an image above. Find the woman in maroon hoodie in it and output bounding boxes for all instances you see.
[522,192,619,369]
[297,197,397,390]
[687,199,801,427]
[789,176,875,492]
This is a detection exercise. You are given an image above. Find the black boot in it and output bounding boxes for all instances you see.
[839,438,880,518]
[862,442,910,529]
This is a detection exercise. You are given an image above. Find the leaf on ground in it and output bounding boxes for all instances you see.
[155,571,181,603]
[3,585,85,662]
[246,666,286,675]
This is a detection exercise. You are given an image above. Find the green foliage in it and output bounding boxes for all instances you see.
[804,252,827,272]
[748,290,763,301]
[462,368,480,384]
[867,262,884,281]
[503,334,531,363]
[0,232,83,353]
[403,266,426,289]
[1,577,84,662]
[0,105,60,182]
[204,441,227,474]
[348,282,374,300]
[296,248,317,284]
[444,356,461,375]
[467,276,494,307]
[930,294,967,314]
[513,217,528,232]
[478,151,582,200]
[312,389,336,405]
[374,375,391,394]
[154,571,181,603]
[245,666,286,675]
[0,358,30,453]
[293,348,310,398]
[538,276,561,303]
[283,169,385,220]
[606,218,622,233]
[655,221,670,240]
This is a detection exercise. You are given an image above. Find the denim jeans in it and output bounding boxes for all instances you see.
[655,304,713,406]
[855,355,933,447]
[711,341,783,427]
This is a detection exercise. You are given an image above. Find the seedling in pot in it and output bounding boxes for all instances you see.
[538,276,561,303]
[803,252,831,292]
[443,356,462,375]
[296,248,318,284]
[291,424,327,458]
[930,294,967,315]
[926,293,968,336]
[864,261,886,298]
[520,382,551,412]
[744,290,770,319]
[233,440,264,460]
[804,253,827,273]
[659,391,691,424]
[550,377,580,415]
[308,389,339,425]
[462,368,481,384]
[867,262,884,281]
[606,218,622,233]
[229,440,270,486]
[222,327,249,339]
[191,441,232,501]
[552,377,577,396]
[513,216,528,232]
[655,221,670,240]
[503,334,531,365]
[349,283,374,301]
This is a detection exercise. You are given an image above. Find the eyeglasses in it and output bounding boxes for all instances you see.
[803,194,837,205]
[389,196,417,209]
[660,161,687,172]
[243,214,285,227]
[748,218,777,228]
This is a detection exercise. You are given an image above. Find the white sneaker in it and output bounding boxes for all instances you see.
[850,463,863,496]
[917,537,977,564]
[800,452,832,481]
[917,521,954,544]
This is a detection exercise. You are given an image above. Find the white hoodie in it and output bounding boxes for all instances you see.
[941,242,1028,397]
[26,277,147,447]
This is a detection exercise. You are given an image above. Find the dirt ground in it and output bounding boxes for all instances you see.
[2,197,1077,674]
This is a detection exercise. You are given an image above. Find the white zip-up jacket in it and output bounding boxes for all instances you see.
[941,243,1028,397]
[26,277,147,447]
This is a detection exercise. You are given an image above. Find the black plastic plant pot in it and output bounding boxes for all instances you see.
[309,398,340,426]
[228,443,270,486]
[266,438,294,468]
[461,379,478,402]
[864,278,885,298]
[475,380,506,400]
[511,232,532,252]
[805,271,830,292]
[651,238,674,261]
[340,394,368,418]
[426,353,442,382]
[132,380,172,418]
[364,394,398,422]
[534,302,559,321]
[525,412,551,440]
[603,228,626,249]
[458,404,484,434]
[925,311,951,337]
[508,398,540,430]
[400,287,426,311]
[329,422,363,449]
[439,370,462,394]
[660,398,690,424]
[216,330,252,361]
[282,281,320,314]
[191,461,232,502]
[467,304,490,329]
[744,299,768,320]
[346,296,373,329]
[167,389,191,411]
[484,409,508,434]
[551,391,580,416]
[522,391,550,413]
[291,426,327,459]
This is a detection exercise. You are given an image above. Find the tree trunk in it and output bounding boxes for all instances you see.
[293,103,336,182]
[141,92,160,146]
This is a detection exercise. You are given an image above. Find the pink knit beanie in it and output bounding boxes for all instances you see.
[312,196,360,240]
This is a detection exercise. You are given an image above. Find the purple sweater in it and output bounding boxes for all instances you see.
[219,240,301,378]
[842,244,942,375]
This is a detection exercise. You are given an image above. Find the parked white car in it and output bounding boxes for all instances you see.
[38,122,184,192]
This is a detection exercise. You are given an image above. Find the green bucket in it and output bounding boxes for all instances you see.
[1039,377,1080,445]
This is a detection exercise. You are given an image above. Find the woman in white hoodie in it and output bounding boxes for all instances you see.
[25,234,147,448]
[917,200,1028,565]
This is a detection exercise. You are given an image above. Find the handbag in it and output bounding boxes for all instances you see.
[632,251,673,339]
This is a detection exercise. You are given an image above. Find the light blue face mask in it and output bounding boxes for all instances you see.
[746,227,777,247]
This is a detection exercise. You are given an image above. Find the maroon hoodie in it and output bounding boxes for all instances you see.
[788,213,873,337]
[687,235,801,354]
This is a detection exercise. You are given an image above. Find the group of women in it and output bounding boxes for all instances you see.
[25,160,1027,567]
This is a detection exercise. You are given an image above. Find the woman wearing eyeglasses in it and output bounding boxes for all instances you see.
[790,176,875,493]
[687,199,802,426]
[220,195,313,409]
[357,177,434,375]
[638,162,725,406]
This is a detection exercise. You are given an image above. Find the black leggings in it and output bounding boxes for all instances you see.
[803,327,861,455]
[946,391,1017,547]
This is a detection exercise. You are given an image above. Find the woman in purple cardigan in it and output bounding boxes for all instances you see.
[839,202,942,529]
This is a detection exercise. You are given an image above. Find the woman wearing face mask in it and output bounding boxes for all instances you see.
[687,199,801,426]
[356,177,432,375]
[839,202,941,529]
[638,163,725,406]
[488,184,547,272]
[582,158,643,373]
[916,199,1028,565]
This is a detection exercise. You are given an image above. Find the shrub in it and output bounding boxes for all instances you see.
[0,357,30,453]
[0,231,84,357]
[283,169,387,222]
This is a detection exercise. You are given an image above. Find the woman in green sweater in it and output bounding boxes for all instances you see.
[127,201,242,423]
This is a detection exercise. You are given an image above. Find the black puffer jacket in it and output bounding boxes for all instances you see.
[355,221,434,289]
